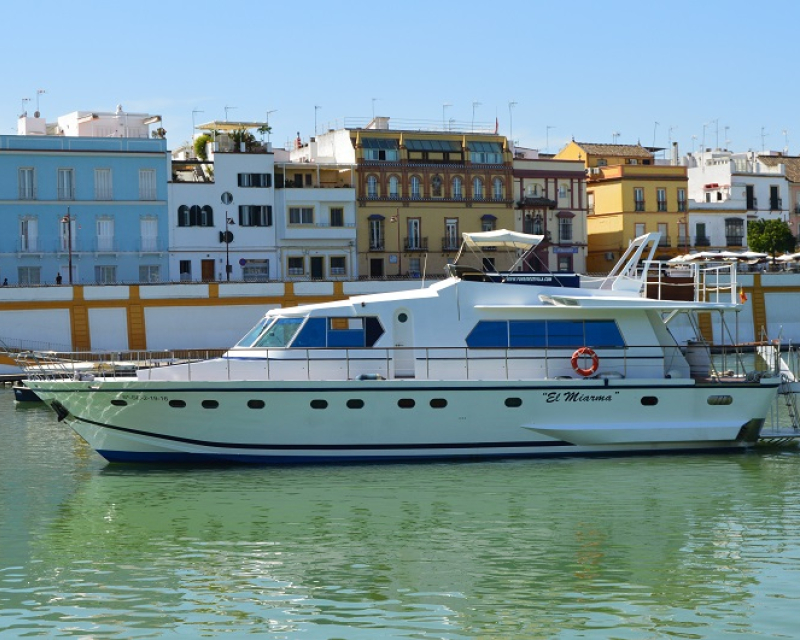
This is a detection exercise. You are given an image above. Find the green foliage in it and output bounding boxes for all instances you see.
[193,134,211,160]
[747,218,796,257]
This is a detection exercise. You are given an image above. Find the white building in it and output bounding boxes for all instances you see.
[685,148,790,250]
[168,123,277,282]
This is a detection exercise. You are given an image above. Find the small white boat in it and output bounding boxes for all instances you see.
[26,232,782,464]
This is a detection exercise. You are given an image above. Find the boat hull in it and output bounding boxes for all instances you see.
[27,378,779,464]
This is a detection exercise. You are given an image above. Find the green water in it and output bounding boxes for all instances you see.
[2,389,800,639]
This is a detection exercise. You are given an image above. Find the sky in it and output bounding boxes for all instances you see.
[3,0,799,158]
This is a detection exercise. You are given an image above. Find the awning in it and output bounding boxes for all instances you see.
[367,214,385,220]
[480,214,497,220]
[468,141,502,153]
[461,229,543,250]
[556,211,575,218]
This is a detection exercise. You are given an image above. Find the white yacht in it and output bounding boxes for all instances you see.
[25,231,781,463]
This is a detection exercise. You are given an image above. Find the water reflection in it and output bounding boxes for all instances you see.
[2,451,796,638]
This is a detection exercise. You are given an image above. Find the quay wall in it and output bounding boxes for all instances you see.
[1,275,799,352]
[0,280,424,352]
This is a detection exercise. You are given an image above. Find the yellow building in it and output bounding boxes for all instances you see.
[555,142,689,272]
[353,124,515,277]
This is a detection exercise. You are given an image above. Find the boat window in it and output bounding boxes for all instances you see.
[430,398,447,408]
[707,395,733,406]
[292,317,327,348]
[505,397,523,407]
[467,320,625,349]
[346,399,365,409]
[584,321,625,348]
[398,398,415,408]
[247,399,266,409]
[310,399,328,409]
[466,321,508,348]
[110,399,127,407]
[201,400,219,409]
[169,399,186,408]
[641,396,658,406]
[254,317,304,348]
[235,316,274,347]
[509,321,547,348]
[289,316,386,349]
[546,321,585,348]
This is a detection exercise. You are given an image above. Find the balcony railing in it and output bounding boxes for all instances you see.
[747,197,758,209]
[678,201,686,212]
[369,241,385,251]
[677,235,689,248]
[442,237,460,251]
[794,205,800,214]
[770,198,783,211]
[18,187,36,200]
[726,235,744,247]
[634,201,645,212]
[404,237,428,252]
[139,189,158,201]
[658,235,671,247]
[57,187,75,200]
[95,188,113,200]
[657,202,667,212]
[695,236,711,247]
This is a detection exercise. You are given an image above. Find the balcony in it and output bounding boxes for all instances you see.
[794,205,800,215]
[678,201,686,212]
[747,197,758,210]
[369,240,385,251]
[657,202,667,212]
[677,235,690,248]
[634,201,645,212]
[95,188,114,200]
[404,237,428,252]
[695,236,711,247]
[770,198,783,211]
[517,196,557,209]
[726,235,744,247]
[442,237,460,252]
[658,235,671,247]
[18,187,36,200]
[58,187,75,200]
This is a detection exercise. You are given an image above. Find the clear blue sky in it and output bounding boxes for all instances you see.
[3,0,798,157]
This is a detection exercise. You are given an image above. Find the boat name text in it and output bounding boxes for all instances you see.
[544,391,617,403]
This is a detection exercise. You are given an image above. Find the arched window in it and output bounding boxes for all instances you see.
[389,176,399,198]
[410,176,421,199]
[367,175,378,198]
[452,177,463,199]
[492,178,503,200]
[473,177,484,200]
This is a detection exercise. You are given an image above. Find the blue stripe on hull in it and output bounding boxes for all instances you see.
[98,445,748,465]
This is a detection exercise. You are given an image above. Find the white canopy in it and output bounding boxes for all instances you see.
[461,229,544,250]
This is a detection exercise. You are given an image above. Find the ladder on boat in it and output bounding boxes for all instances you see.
[779,375,800,431]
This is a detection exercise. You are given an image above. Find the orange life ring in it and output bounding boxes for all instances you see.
[571,347,599,377]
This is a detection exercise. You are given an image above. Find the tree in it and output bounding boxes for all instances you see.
[747,218,796,262]
[193,134,211,160]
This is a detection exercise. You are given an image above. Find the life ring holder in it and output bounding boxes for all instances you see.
[571,347,599,377]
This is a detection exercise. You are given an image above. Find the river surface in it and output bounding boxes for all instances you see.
[2,388,800,638]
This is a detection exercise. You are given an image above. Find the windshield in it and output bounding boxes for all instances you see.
[234,317,274,348]
[253,317,305,348]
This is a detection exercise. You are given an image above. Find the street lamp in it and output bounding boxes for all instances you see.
[224,216,235,281]
[61,208,73,284]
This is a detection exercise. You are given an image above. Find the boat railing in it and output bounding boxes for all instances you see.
[641,261,737,303]
[131,343,774,383]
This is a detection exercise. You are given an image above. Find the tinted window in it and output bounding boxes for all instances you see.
[509,321,547,348]
[110,399,127,407]
[398,398,415,408]
[585,321,625,348]
[347,399,365,409]
[292,317,327,348]
[169,399,186,408]
[466,321,508,348]
[201,400,219,409]
[505,397,523,407]
[310,399,328,409]
[247,399,265,409]
[547,321,585,348]
[430,398,447,408]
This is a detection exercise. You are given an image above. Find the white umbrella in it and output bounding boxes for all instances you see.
[737,251,768,260]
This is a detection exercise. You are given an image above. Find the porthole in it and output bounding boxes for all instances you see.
[347,399,365,409]
[398,313,408,323]
[110,399,127,407]
[169,399,186,408]
[641,396,658,406]
[202,400,219,409]
[310,399,328,410]
[430,398,447,409]
[247,399,265,409]
[707,395,733,406]
[505,397,522,408]
[398,398,415,409]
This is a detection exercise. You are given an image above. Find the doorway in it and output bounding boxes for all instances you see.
[310,256,324,279]
[201,259,215,281]
[370,258,384,278]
